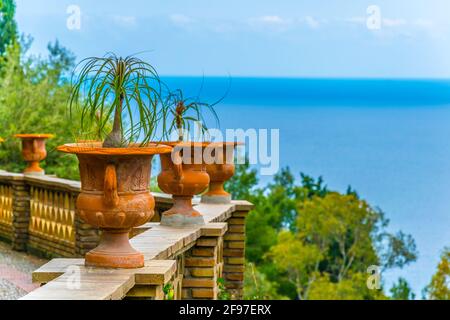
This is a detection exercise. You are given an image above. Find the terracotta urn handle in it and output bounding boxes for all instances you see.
[32,139,39,154]
[104,163,120,207]
[171,146,184,181]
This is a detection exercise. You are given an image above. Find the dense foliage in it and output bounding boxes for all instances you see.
[226,164,421,299]
[0,0,17,56]
[0,39,80,179]
[390,277,415,300]
[0,1,81,178]
[424,247,449,300]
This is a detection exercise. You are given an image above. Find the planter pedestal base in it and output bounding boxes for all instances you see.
[24,164,45,176]
[24,171,45,176]
[160,196,205,227]
[201,194,231,204]
[85,229,144,269]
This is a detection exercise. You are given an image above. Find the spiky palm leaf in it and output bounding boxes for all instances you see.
[163,89,220,141]
[68,53,165,147]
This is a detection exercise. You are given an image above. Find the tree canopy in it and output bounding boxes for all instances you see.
[0,0,18,57]
[229,163,419,299]
[0,36,80,179]
[424,247,450,300]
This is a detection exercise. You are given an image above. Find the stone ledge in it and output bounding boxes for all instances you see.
[20,195,251,300]
[25,259,177,300]
[31,258,177,286]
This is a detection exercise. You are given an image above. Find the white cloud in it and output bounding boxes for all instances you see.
[383,18,407,27]
[247,15,293,33]
[248,15,291,29]
[346,16,435,30]
[111,15,137,28]
[248,15,291,27]
[258,15,285,24]
[345,16,366,25]
[303,16,320,29]
[169,14,194,27]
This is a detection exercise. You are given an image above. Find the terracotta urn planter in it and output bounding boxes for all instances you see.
[15,134,53,175]
[58,142,171,268]
[157,142,210,227]
[201,142,242,204]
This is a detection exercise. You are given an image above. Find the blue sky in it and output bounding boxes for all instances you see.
[15,0,450,77]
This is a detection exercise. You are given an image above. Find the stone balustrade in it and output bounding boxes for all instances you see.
[0,169,252,300]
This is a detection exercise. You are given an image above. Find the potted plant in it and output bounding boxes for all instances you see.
[58,54,171,268]
[201,141,242,204]
[157,89,219,227]
[14,134,54,175]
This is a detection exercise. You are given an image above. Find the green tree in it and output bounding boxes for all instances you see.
[267,231,322,299]
[424,247,450,300]
[267,191,417,299]
[243,262,287,300]
[225,160,258,201]
[389,277,415,300]
[0,0,18,57]
[0,38,80,179]
[245,169,327,265]
[307,272,386,300]
[228,164,416,299]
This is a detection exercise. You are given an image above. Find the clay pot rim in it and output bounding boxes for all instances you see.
[57,142,172,155]
[210,141,244,147]
[160,141,244,148]
[14,134,54,139]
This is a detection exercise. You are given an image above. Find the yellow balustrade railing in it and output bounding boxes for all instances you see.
[29,186,76,246]
[0,184,13,228]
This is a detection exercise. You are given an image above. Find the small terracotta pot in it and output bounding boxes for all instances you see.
[157,142,210,227]
[15,134,53,175]
[201,142,242,204]
[58,142,171,268]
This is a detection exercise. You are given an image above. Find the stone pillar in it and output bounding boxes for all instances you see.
[182,224,226,299]
[75,216,100,257]
[222,210,249,299]
[11,180,30,251]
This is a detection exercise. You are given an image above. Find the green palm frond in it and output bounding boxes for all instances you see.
[68,53,166,147]
[162,88,221,142]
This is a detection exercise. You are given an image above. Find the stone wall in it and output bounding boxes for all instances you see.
[0,171,175,259]
[1,170,253,300]
[222,210,248,299]
[27,208,252,300]
[182,224,226,299]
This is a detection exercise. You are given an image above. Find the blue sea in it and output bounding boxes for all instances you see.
[162,77,450,297]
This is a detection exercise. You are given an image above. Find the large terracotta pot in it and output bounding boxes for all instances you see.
[15,134,53,175]
[58,142,171,268]
[201,142,242,204]
[157,142,210,227]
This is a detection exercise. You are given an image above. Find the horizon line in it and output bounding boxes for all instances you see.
[159,75,450,81]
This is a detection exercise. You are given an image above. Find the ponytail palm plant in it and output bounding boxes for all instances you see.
[69,53,164,147]
[59,53,174,268]
[163,88,220,142]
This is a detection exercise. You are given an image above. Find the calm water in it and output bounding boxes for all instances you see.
[162,77,450,296]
